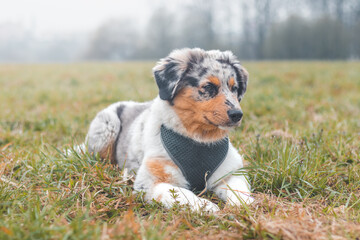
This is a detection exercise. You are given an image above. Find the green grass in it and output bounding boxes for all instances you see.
[0,61,359,239]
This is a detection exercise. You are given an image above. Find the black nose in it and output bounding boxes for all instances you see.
[227,109,243,123]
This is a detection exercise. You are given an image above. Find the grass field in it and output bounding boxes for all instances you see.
[0,61,359,239]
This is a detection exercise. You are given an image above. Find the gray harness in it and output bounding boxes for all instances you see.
[160,125,229,192]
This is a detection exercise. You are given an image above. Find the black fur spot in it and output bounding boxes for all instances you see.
[216,58,231,65]
[113,105,125,164]
[116,105,125,120]
[225,100,235,108]
[189,53,204,65]
[199,83,219,99]
[182,76,199,87]
[163,62,178,82]
[198,67,208,78]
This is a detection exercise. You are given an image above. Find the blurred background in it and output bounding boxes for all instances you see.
[1,0,360,62]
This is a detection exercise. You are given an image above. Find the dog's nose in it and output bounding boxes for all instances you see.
[227,109,243,123]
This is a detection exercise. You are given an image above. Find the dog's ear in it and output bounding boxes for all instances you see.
[232,63,249,101]
[213,51,249,101]
[153,48,203,101]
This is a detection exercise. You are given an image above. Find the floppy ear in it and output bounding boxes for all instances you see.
[153,58,185,101]
[223,52,249,101]
[153,48,204,101]
[212,50,249,101]
[232,63,249,101]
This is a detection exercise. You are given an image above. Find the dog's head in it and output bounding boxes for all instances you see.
[153,48,248,141]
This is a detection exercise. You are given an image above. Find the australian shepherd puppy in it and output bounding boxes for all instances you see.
[86,48,253,212]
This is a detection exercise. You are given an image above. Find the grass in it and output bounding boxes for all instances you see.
[0,61,359,239]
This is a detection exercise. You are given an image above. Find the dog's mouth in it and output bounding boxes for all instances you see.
[204,116,241,129]
[219,122,241,130]
[204,116,218,126]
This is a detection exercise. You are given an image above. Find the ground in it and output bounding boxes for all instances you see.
[0,61,359,239]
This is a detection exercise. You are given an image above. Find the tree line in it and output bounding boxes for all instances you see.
[85,0,360,60]
[1,0,359,62]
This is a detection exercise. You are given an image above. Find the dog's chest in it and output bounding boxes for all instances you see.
[160,125,229,191]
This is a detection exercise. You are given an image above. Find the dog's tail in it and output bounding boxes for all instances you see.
[85,108,121,164]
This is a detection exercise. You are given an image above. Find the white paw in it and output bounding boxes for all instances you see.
[154,184,220,213]
[227,192,254,206]
[161,195,220,213]
[191,198,220,213]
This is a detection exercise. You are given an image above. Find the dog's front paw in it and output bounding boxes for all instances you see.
[154,184,220,213]
[161,194,220,213]
[227,192,254,206]
[190,198,220,213]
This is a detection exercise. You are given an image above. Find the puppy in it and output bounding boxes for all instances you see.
[86,48,253,212]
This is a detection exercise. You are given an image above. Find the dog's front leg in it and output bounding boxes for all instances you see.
[134,157,219,213]
[213,174,254,206]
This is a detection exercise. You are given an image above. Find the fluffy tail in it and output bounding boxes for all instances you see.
[85,109,121,164]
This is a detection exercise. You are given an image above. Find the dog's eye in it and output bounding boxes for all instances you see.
[203,83,218,97]
[232,86,238,92]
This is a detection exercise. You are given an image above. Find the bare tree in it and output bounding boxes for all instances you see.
[239,2,256,59]
[84,19,139,60]
[254,0,272,59]
[335,0,345,22]
[134,7,177,59]
[177,0,218,50]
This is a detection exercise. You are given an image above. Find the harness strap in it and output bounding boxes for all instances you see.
[160,125,229,192]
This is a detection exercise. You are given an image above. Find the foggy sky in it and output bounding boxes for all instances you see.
[0,0,152,37]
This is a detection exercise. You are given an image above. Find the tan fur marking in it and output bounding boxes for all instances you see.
[146,158,178,184]
[208,76,220,86]
[173,87,230,141]
[229,77,235,88]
